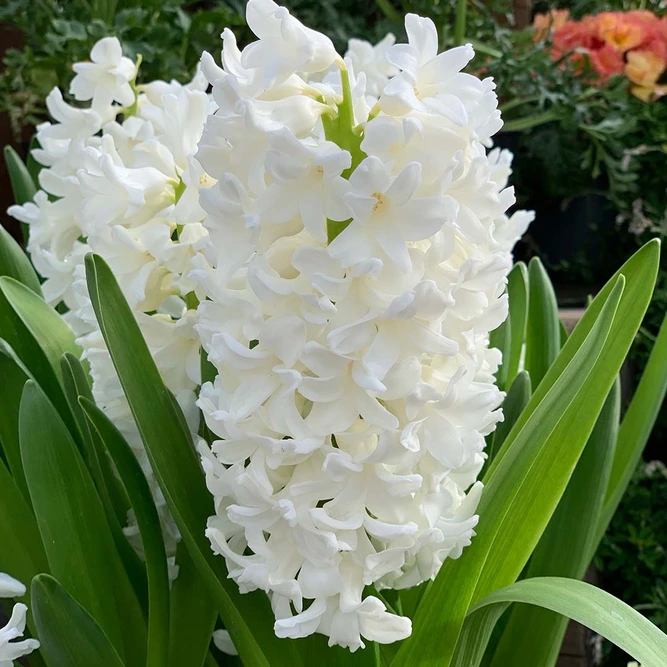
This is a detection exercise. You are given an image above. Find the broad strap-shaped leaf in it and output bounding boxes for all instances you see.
[489,240,660,477]
[0,457,48,608]
[487,377,620,667]
[0,224,41,294]
[395,242,660,667]
[482,371,531,476]
[62,353,107,473]
[62,355,146,609]
[26,135,43,185]
[62,354,134,524]
[4,145,36,244]
[462,578,667,667]
[0,339,34,501]
[85,253,303,667]
[168,543,217,667]
[4,145,37,205]
[0,286,70,429]
[0,277,83,438]
[489,316,511,391]
[0,276,86,382]
[82,398,170,667]
[524,257,560,388]
[594,306,667,552]
[31,574,126,667]
[505,262,529,387]
[19,380,146,666]
[392,274,625,667]
[471,243,659,603]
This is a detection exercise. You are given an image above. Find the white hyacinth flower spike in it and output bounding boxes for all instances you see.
[195,0,532,653]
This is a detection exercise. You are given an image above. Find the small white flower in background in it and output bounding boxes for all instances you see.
[70,37,136,111]
[195,0,532,652]
[8,36,215,578]
[0,573,40,666]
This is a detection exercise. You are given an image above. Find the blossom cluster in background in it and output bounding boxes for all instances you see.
[8,36,215,574]
[534,8,667,101]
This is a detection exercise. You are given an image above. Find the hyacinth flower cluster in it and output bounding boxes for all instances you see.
[8,37,214,571]
[193,0,533,651]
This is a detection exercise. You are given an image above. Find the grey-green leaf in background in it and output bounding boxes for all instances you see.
[0,339,34,501]
[524,257,560,388]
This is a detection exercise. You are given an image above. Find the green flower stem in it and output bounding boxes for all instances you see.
[323,62,367,244]
[500,95,542,114]
[454,0,467,46]
[323,64,365,178]
[501,109,561,132]
[467,38,501,58]
[174,177,187,203]
[123,54,143,118]
[375,0,402,24]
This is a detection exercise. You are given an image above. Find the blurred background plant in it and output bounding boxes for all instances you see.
[0,0,246,138]
[596,460,667,666]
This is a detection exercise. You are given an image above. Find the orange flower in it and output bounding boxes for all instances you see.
[553,19,600,55]
[630,82,667,102]
[589,44,625,79]
[626,49,665,86]
[596,12,645,52]
[547,9,667,93]
[626,49,667,101]
[533,9,570,42]
[626,10,658,23]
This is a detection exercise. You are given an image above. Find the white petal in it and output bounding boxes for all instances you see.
[0,574,25,598]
